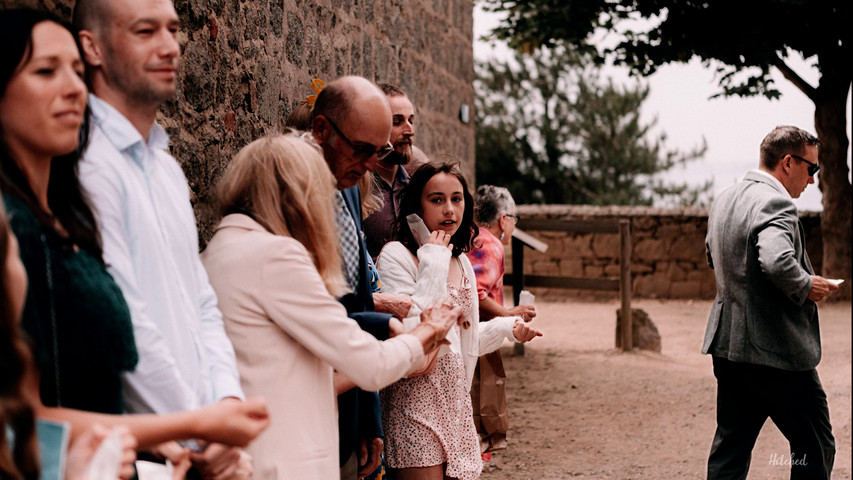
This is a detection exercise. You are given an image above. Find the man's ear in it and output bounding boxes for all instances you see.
[78,30,103,67]
[311,115,327,145]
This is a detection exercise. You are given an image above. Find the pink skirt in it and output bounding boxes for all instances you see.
[381,352,482,480]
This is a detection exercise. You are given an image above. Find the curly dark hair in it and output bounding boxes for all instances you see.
[394,160,478,258]
[0,196,38,480]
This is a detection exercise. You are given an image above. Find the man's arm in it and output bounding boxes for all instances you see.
[755,197,813,305]
[194,259,244,402]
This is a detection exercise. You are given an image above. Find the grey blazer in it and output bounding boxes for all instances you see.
[702,171,819,371]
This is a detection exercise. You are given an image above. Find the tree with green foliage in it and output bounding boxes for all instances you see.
[481,0,851,292]
[476,46,710,206]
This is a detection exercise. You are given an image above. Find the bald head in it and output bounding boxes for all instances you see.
[312,76,390,126]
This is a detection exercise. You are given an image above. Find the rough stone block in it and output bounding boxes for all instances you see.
[559,259,584,277]
[634,272,671,298]
[583,264,604,279]
[615,308,662,352]
[591,233,620,259]
[671,281,701,299]
[634,238,669,262]
[670,234,706,261]
[564,234,593,258]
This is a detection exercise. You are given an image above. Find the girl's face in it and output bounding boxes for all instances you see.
[4,232,28,323]
[0,21,86,163]
[420,172,465,237]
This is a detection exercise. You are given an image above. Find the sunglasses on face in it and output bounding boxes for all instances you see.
[789,154,820,177]
[325,117,394,161]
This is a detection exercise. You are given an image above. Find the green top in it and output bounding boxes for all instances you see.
[4,195,137,414]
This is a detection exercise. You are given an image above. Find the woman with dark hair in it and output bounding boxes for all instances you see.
[0,7,269,460]
[0,199,39,480]
[376,161,542,480]
[0,7,135,416]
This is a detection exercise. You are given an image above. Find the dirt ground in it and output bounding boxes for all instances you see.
[480,299,851,480]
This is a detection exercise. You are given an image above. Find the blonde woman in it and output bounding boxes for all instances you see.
[201,133,462,479]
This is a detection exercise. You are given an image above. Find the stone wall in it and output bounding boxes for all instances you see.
[512,205,823,300]
[19,0,476,241]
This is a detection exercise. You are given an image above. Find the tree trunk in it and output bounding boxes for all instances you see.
[813,93,852,300]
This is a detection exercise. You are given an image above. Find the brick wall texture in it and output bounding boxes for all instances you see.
[17,0,476,241]
[512,205,822,301]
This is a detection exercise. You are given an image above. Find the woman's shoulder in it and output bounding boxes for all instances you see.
[377,241,414,263]
[3,194,47,244]
[206,214,312,265]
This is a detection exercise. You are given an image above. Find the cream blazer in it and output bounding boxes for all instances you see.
[201,214,424,480]
[376,242,518,390]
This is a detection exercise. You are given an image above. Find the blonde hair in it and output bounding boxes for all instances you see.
[359,174,384,219]
[217,133,347,297]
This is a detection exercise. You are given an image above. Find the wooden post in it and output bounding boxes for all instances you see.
[511,236,526,356]
[619,219,632,351]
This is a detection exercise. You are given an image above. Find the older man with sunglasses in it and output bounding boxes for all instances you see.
[702,125,838,480]
[310,76,409,480]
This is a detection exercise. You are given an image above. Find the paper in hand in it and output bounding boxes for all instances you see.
[407,214,431,247]
[828,279,844,286]
[518,290,535,306]
[85,428,122,480]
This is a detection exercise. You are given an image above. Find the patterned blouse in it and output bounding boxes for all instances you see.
[466,230,506,304]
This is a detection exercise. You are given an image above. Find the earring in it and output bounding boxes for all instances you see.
[500,231,505,241]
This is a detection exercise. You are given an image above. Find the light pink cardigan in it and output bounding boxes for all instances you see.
[202,214,424,479]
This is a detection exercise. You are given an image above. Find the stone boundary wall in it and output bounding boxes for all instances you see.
[22,0,476,242]
[512,205,823,301]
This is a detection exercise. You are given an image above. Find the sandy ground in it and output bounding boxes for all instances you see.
[480,299,851,480]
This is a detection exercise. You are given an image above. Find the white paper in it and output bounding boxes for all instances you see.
[85,428,122,480]
[828,279,844,286]
[406,214,431,246]
[518,290,535,306]
[135,460,174,480]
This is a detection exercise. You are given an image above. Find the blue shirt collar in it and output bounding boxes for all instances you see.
[89,94,170,164]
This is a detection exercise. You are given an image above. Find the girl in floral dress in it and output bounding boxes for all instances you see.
[377,161,542,479]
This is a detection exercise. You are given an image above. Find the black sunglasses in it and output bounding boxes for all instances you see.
[790,154,820,177]
[325,117,394,161]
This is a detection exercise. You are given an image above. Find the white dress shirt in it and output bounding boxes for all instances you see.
[79,94,243,414]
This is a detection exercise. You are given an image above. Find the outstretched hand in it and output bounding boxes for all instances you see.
[420,299,465,346]
[512,320,543,343]
[196,397,270,448]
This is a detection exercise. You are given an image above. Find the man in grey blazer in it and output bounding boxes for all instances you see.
[703,126,838,479]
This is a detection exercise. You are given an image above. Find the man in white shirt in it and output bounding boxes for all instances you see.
[73,0,251,477]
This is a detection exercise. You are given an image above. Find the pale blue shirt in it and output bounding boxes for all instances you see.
[79,94,243,414]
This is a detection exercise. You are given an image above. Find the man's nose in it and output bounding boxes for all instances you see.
[158,30,180,58]
[363,154,379,172]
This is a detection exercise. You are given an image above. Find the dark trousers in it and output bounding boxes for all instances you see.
[708,356,835,480]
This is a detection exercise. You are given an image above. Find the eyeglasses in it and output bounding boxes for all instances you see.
[324,117,394,161]
[505,214,519,224]
[790,154,820,177]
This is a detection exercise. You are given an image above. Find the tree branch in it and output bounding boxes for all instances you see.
[772,53,818,102]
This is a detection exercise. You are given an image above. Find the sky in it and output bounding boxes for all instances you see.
[473,6,852,211]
